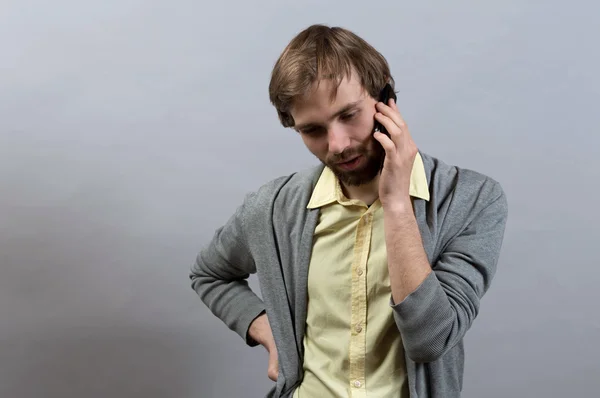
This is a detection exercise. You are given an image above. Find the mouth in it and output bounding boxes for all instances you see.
[336,155,362,170]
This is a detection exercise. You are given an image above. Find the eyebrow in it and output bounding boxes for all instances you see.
[295,100,363,131]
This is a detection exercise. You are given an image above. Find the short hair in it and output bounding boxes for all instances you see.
[269,24,394,128]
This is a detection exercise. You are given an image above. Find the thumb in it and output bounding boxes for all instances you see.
[267,348,279,381]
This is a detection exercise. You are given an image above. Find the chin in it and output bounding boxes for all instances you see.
[329,161,380,187]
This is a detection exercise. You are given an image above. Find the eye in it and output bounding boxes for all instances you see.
[301,127,323,136]
[340,112,357,121]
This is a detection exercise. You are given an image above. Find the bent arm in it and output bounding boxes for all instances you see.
[391,180,508,362]
[189,194,266,346]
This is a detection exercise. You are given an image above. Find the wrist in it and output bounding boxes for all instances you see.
[383,197,413,216]
[249,313,275,349]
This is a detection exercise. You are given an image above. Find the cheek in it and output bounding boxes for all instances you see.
[302,136,328,157]
[352,113,376,140]
[361,110,376,129]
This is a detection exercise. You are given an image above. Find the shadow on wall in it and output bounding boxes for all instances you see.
[1,321,214,398]
[0,143,272,397]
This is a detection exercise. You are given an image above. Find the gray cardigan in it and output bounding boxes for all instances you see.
[190,152,508,397]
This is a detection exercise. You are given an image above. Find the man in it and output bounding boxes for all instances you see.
[190,24,508,398]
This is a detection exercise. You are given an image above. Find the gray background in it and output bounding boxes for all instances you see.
[1,1,598,397]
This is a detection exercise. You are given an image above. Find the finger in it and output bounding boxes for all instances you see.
[373,131,396,155]
[387,97,402,115]
[268,369,278,381]
[268,367,278,381]
[374,112,402,143]
[267,353,279,381]
[376,100,407,131]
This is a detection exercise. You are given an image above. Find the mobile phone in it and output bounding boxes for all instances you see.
[373,83,397,137]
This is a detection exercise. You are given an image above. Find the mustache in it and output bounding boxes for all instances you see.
[328,147,364,164]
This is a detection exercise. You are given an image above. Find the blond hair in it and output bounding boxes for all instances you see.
[268,24,394,128]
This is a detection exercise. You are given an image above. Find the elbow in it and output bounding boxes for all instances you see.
[400,315,464,363]
[189,262,202,287]
[402,318,468,363]
[189,261,204,282]
[189,255,212,294]
[404,343,450,363]
[189,272,203,291]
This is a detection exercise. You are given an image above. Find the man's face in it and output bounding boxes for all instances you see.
[290,73,384,187]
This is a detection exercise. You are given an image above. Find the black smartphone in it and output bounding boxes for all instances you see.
[373,83,397,137]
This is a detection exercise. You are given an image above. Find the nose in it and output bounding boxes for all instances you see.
[327,124,351,155]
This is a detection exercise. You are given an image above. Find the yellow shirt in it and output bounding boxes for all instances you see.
[293,153,430,398]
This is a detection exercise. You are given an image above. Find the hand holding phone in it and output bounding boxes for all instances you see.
[373,83,397,137]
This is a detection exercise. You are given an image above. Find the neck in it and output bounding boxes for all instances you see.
[341,173,381,206]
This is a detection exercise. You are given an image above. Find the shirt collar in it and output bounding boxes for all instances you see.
[307,151,430,209]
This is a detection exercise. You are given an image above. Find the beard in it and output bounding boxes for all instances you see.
[323,134,385,187]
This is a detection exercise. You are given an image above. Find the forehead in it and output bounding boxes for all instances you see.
[291,74,367,127]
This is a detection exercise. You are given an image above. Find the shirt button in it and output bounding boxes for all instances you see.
[354,380,362,388]
[355,324,362,333]
[357,268,363,276]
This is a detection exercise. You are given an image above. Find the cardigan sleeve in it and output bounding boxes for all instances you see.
[390,179,508,362]
[189,192,266,346]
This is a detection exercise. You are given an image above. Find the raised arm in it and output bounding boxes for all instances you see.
[390,180,508,362]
